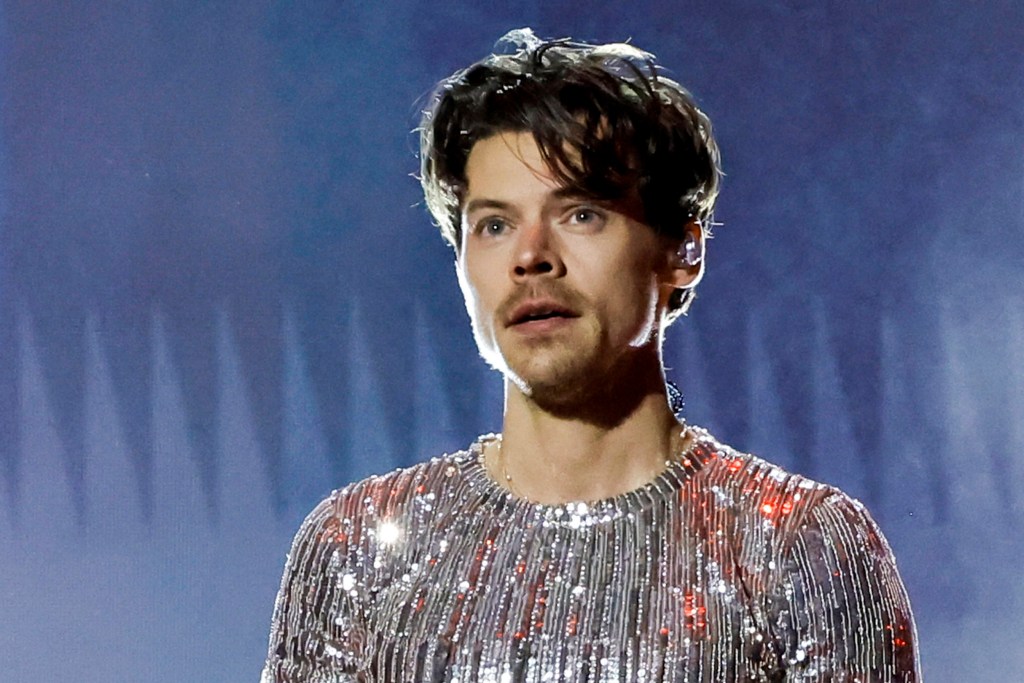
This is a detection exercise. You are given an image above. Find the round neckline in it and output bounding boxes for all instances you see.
[460,427,715,526]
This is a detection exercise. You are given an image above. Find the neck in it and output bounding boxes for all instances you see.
[491,358,687,505]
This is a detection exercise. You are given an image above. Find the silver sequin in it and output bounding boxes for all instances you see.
[261,428,919,681]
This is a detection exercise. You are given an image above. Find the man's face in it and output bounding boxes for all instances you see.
[456,131,682,406]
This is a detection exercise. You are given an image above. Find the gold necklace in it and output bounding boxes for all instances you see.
[497,436,530,501]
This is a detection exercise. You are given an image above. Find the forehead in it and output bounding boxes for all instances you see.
[463,131,646,223]
[464,132,560,197]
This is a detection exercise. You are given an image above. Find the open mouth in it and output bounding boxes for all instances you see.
[518,310,568,323]
[508,302,579,327]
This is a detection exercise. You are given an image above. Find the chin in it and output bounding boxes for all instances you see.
[506,352,604,406]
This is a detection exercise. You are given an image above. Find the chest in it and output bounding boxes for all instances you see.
[359,504,780,681]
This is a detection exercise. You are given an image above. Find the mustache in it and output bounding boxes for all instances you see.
[495,283,587,325]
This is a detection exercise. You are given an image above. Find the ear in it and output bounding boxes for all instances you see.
[663,220,705,290]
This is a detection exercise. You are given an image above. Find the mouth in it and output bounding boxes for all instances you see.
[507,301,580,328]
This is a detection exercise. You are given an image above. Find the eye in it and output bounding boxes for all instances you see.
[474,216,510,237]
[565,206,607,230]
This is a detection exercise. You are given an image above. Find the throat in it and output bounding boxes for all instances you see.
[494,390,687,504]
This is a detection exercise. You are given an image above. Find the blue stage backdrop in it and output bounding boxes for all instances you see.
[0,1,1022,680]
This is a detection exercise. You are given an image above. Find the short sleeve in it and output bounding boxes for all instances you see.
[770,491,920,681]
[260,494,370,682]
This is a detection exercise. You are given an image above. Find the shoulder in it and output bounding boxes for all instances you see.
[288,441,486,550]
[689,428,890,553]
[690,427,839,517]
[692,430,918,673]
[692,429,910,603]
[262,443,486,679]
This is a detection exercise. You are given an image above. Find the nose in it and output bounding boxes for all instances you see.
[511,220,565,280]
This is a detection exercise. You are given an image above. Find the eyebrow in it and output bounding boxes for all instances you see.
[463,198,512,215]
[551,187,596,201]
[463,189,601,216]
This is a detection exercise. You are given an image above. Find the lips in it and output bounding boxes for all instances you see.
[506,300,580,328]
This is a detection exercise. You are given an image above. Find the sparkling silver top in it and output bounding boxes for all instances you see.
[261,428,919,681]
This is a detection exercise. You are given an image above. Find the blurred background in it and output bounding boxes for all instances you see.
[0,1,1021,680]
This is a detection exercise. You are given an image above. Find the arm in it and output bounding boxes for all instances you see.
[772,491,920,681]
[260,494,369,683]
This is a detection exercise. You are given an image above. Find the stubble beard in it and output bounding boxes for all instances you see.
[470,312,601,410]
[472,282,602,408]
[498,322,659,425]
[506,335,604,410]
[470,282,662,422]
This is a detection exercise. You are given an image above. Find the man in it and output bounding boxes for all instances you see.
[262,30,919,681]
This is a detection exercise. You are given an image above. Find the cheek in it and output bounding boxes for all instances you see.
[455,262,482,322]
[600,268,661,348]
[455,261,472,302]
[631,277,662,343]
[457,259,500,333]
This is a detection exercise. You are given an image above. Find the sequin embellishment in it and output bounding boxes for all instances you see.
[261,428,919,681]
